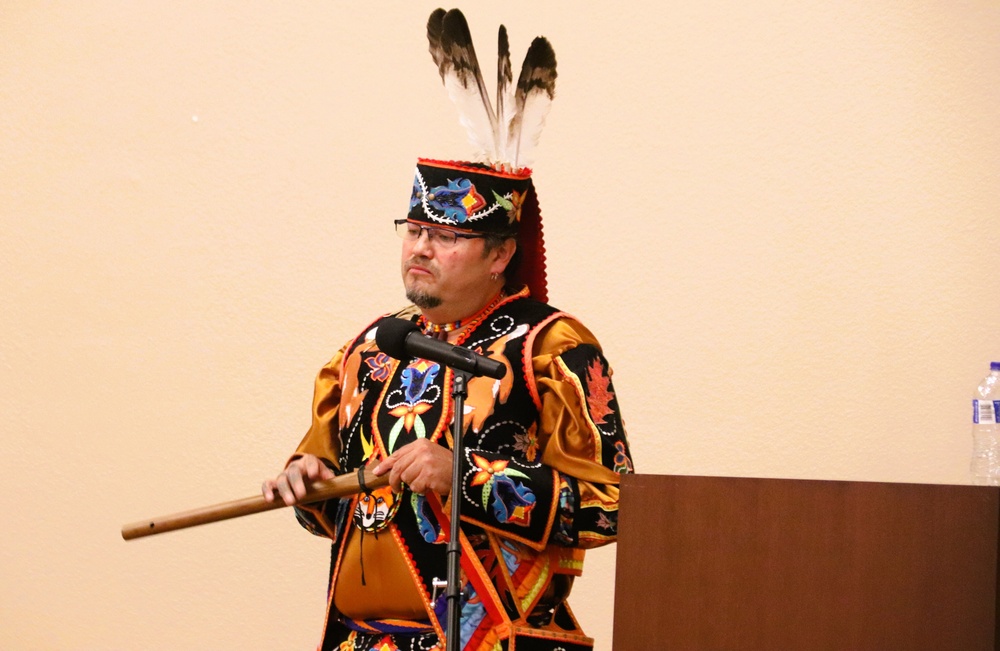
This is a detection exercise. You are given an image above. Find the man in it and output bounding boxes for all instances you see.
[263,11,633,651]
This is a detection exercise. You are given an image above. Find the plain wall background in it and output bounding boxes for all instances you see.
[3,2,999,649]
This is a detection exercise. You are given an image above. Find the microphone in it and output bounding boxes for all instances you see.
[375,318,507,380]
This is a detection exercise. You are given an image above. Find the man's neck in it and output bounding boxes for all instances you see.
[419,283,505,328]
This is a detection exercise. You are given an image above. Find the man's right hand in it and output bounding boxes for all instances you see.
[261,453,335,506]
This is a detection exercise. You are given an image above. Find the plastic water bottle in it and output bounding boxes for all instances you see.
[971,361,1000,485]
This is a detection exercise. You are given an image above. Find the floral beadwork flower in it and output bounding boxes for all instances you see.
[512,430,539,461]
[469,453,536,526]
[470,454,509,486]
[364,352,393,382]
[388,402,433,433]
[613,440,633,473]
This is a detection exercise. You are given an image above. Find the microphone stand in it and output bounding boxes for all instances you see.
[445,368,471,651]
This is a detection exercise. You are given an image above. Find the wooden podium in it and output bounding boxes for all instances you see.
[612,474,1000,650]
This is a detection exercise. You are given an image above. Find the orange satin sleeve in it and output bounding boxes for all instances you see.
[292,343,349,470]
[533,319,623,496]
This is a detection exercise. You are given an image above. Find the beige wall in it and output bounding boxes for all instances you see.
[3,2,999,649]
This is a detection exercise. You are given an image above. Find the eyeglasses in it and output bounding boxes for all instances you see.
[394,220,485,248]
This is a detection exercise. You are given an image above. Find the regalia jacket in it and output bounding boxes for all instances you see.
[292,291,633,651]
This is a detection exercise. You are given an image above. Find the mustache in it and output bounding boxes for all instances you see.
[404,256,437,276]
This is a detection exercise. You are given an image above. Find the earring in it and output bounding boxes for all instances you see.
[490,272,500,282]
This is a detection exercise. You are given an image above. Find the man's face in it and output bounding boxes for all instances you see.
[400,226,496,315]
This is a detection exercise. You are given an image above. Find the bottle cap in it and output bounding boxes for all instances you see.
[992,361,1000,372]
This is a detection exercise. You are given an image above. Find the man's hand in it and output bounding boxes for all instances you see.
[262,453,335,506]
[374,439,453,496]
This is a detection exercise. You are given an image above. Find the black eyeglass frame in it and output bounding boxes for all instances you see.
[393,219,487,246]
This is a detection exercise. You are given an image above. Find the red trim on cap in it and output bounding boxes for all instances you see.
[417,158,533,180]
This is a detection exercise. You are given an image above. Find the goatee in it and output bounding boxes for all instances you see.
[406,287,442,309]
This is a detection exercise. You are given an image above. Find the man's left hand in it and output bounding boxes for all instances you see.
[374,439,453,496]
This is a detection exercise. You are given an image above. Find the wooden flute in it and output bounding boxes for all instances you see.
[121,468,389,540]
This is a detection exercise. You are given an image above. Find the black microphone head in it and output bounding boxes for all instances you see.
[375,317,420,360]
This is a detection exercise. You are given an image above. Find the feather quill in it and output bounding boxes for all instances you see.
[426,9,498,163]
[510,37,557,170]
[495,25,516,167]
